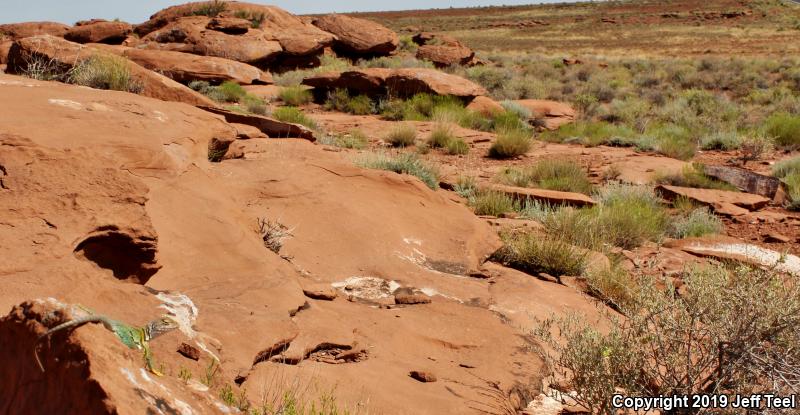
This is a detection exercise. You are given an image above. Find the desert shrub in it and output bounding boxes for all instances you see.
[453,176,478,199]
[535,264,800,414]
[653,164,737,191]
[356,152,439,189]
[493,231,587,277]
[233,9,266,28]
[497,159,593,194]
[644,123,697,160]
[446,138,469,155]
[500,100,531,119]
[669,207,723,238]
[490,110,528,132]
[272,55,351,86]
[321,129,368,149]
[773,156,800,178]
[470,190,516,216]
[346,95,374,115]
[763,113,800,148]
[583,265,638,310]
[465,66,511,96]
[385,123,417,147]
[68,54,142,93]
[427,123,456,148]
[189,80,212,93]
[258,217,293,253]
[279,86,312,106]
[214,81,247,103]
[699,131,742,150]
[241,94,268,115]
[488,127,532,158]
[540,121,636,147]
[191,0,227,16]
[324,89,374,115]
[783,173,800,210]
[398,35,418,53]
[272,107,317,130]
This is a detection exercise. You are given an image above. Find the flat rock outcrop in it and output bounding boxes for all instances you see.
[303,67,487,99]
[312,14,398,56]
[513,99,576,130]
[0,21,71,40]
[136,1,335,62]
[6,35,215,107]
[656,184,771,211]
[95,44,272,85]
[64,20,132,44]
[491,184,596,207]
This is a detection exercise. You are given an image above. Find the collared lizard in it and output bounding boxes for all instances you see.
[35,308,179,376]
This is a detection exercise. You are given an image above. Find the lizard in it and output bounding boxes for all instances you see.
[34,308,179,376]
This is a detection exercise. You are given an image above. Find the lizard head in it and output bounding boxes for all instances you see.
[145,316,180,340]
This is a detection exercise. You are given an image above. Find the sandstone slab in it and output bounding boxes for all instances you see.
[656,184,770,211]
[64,21,132,44]
[492,184,596,207]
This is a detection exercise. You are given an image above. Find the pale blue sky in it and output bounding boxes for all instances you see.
[1,1,560,25]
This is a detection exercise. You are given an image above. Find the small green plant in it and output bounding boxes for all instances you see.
[446,138,469,155]
[427,123,456,148]
[488,127,532,158]
[178,366,193,383]
[453,175,478,199]
[213,81,247,103]
[192,0,227,17]
[356,152,439,189]
[241,94,268,115]
[279,85,312,106]
[700,131,742,150]
[669,207,723,238]
[201,359,220,387]
[321,129,368,149]
[493,231,587,277]
[68,54,143,93]
[497,159,593,194]
[273,107,317,130]
[470,190,516,216]
[763,112,800,148]
[233,9,266,28]
[385,123,417,147]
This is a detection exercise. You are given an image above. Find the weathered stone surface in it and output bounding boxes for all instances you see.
[97,45,272,85]
[302,284,338,301]
[231,122,268,139]
[0,22,70,40]
[177,342,201,360]
[0,41,11,65]
[702,164,782,199]
[466,95,504,116]
[312,14,398,56]
[64,21,132,44]
[304,67,486,99]
[7,35,216,107]
[491,184,596,207]
[513,99,576,130]
[666,237,800,276]
[394,288,432,305]
[656,185,770,211]
[200,106,316,141]
[416,44,475,67]
[409,370,437,382]
[206,17,251,34]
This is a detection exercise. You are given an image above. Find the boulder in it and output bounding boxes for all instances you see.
[312,14,398,56]
[416,44,475,68]
[656,185,770,211]
[701,164,783,199]
[513,99,576,130]
[0,41,11,64]
[135,2,335,57]
[0,22,70,40]
[206,17,251,34]
[97,45,272,85]
[412,32,460,46]
[140,16,283,65]
[491,184,596,207]
[303,67,486,99]
[64,21,132,44]
[409,370,437,382]
[200,106,316,141]
[665,237,800,276]
[7,35,215,107]
[466,96,504,116]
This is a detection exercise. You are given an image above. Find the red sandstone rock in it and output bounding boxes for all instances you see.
[312,14,398,56]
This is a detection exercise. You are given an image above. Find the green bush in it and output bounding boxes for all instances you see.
[385,123,417,147]
[471,190,516,216]
[699,131,742,150]
[191,0,227,16]
[427,123,456,148]
[497,159,593,194]
[773,156,800,178]
[539,121,636,147]
[453,175,478,199]
[536,264,800,414]
[324,88,374,115]
[488,128,532,158]
[446,138,469,155]
[669,207,723,238]
[493,231,587,277]
[272,107,317,130]
[763,113,800,148]
[356,152,439,189]
[279,86,312,106]
[241,94,267,115]
[68,54,142,93]
[214,81,247,103]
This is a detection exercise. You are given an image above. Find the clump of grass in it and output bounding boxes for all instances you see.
[427,123,456,148]
[321,129,368,149]
[669,207,723,238]
[493,231,587,277]
[700,131,742,150]
[356,152,439,189]
[539,121,636,147]
[653,164,738,191]
[453,175,478,199]
[68,54,143,93]
[763,113,800,149]
[446,138,469,155]
[192,0,227,16]
[488,127,532,158]
[258,217,293,253]
[773,157,800,210]
[773,156,800,178]
[273,55,352,87]
[241,94,268,115]
[385,123,417,147]
[272,107,317,130]
[497,159,593,194]
[233,9,266,28]
[583,265,637,310]
[279,85,312,106]
[470,190,516,216]
[211,81,247,103]
[324,88,374,115]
